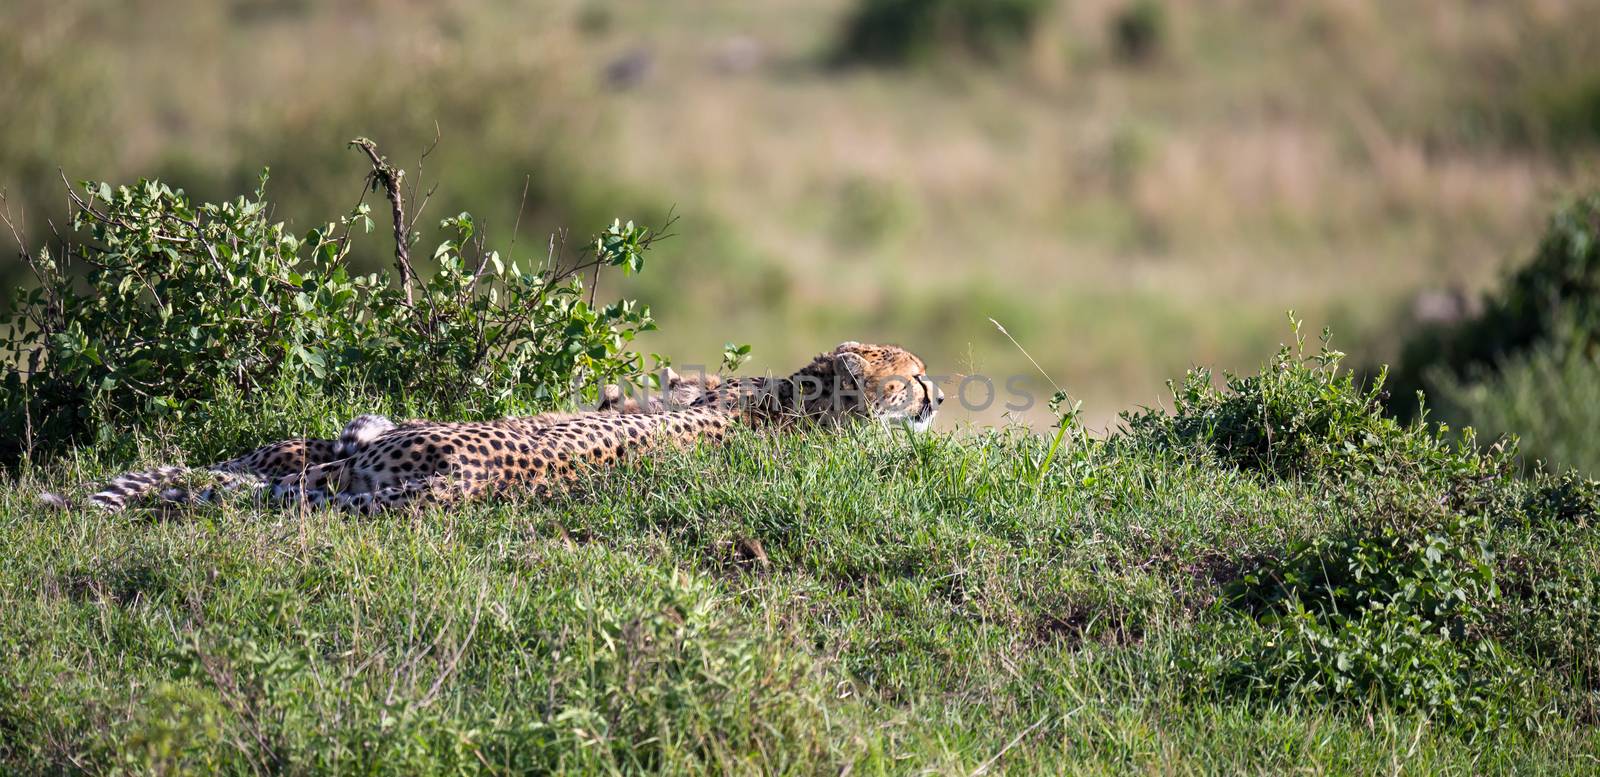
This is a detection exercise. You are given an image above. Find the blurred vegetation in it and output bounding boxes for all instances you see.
[3,0,1600,429]
[1391,192,1600,473]
[1394,193,1600,391]
[1110,0,1166,64]
[831,0,1051,65]
[1457,10,1600,150]
[0,0,649,275]
[1432,342,1600,475]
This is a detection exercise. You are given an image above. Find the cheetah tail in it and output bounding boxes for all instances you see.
[85,466,191,512]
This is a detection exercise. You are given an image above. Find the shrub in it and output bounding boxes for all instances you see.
[1216,503,1528,727]
[1122,318,1507,488]
[0,162,668,462]
[1111,1,1166,64]
[1131,321,1563,725]
[1388,192,1600,473]
[1391,193,1600,417]
[1521,469,1600,528]
[832,0,1051,66]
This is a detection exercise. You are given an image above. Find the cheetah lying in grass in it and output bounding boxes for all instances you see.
[45,368,716,511]
[60,342,940,514]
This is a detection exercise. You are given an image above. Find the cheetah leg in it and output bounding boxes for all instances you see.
[332,475,485,515]
[267,459,354,506]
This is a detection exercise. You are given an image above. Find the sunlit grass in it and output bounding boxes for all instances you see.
[4,343,1598,772]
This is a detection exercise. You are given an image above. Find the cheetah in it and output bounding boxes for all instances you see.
[51,368,718,512]
[269,341,940,514]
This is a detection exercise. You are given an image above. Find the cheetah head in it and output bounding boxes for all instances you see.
[787,341,943,431]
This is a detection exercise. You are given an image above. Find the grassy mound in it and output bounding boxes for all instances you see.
[3,334,1596,773]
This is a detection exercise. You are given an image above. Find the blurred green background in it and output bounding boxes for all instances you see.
[4,0,1599,429]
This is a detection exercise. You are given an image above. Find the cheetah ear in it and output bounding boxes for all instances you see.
[833,341,861,352]
[833,350,869,387]
[600,384,624,407]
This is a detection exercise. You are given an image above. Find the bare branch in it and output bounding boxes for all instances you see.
[405,121,442,231]
[0,190,45,284]
[541,228,564,277]
[349,137,418,306]
[589,258,601,307]
[1,192,73,339]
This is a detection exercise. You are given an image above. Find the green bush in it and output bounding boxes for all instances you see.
[1,166,666,462]
[1522,469,1600,528]
[1217,503,1527,727]
[1389,192,1600,473]
[832,0,1050,66]
[1391,193,1600,414]
[1124,319,1503,486]
[1124,321,1572,724]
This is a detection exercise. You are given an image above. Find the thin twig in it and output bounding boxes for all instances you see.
[0,191,58,322]
[589,259,601,307]
[509,174,531,253]
[405,122,442,234]
[410,182,439,241]
[334,176,374,258]
[175,213,231,279]
[466,219,494,296]
[542,229,561,276]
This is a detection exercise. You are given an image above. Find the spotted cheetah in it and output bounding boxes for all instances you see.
[269,341,940,514]
[53,368,718,512]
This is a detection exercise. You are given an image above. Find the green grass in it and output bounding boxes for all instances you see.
[6,4,1600,769]
[4,345,1598,773]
